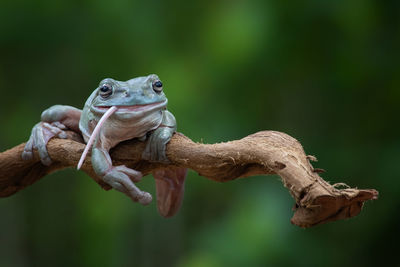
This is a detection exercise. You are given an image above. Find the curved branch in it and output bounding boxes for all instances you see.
[0,131,378,228]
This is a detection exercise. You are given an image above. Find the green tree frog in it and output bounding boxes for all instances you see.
[21,74,187,217]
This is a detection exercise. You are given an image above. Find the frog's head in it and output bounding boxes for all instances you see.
[90,74,168,117]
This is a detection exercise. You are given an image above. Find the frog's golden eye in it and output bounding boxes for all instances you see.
[152,80,163,93]
[99,84,113,98]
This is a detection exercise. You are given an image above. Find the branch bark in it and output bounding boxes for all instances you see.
[0,131,378,228]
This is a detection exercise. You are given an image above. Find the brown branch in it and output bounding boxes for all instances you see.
[0,131,378,228]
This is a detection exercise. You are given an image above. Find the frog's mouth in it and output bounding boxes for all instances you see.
[78,100,166,169]
[91,101,167,114]
[77,106,118,170]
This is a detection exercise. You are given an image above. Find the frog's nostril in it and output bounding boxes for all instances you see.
[124,91,130,97]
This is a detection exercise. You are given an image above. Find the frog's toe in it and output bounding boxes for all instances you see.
[49,122,68,139]
[142,138,170,163]
[22,139,34,161]
[51,121,67,130]
[21,150,33,161]
[43,122,67,139]
[58,131,67,139]
[150,146,169,163]
[103,168,152,205]
[142,147,151,160]
[37,143,52,166]
[113,165,142,182]
[106,180,128,194]
[138,192,152,205]
[155,151,169,163]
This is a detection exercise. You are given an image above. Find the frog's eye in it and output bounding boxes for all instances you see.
[152,80,163,93]
[99,84,113,98]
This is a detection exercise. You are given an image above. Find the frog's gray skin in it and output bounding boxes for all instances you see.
[22,74,187,217]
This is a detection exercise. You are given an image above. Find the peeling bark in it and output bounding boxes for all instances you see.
[0,131,378,228]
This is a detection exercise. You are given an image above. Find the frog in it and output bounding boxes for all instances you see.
[21,74,187,217]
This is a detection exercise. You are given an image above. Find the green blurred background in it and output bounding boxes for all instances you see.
[0,0,399,266]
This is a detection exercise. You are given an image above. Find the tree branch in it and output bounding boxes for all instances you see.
[0,131,378,228]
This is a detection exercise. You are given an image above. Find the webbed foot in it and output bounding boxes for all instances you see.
[142,128,171,163]
[22,121,68,165]
[103,165,152,205]
[153,167,187,217]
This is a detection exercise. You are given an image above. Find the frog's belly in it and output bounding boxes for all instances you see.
[98,113,162,149]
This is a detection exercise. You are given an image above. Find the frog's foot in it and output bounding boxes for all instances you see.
[153,167,188,217]
[142,130,171,163]
[103,166,152,205]
[112,165,143,182]
[22,122,68,166]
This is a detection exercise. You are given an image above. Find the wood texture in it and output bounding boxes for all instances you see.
[0,131,378,228]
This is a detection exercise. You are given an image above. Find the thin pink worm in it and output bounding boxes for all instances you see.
[77,106,118,170]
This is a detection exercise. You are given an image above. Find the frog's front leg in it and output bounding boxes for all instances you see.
[142,110,177,163]
[142,110,187,217]
[22,105,82,165]
[92,144,152,205]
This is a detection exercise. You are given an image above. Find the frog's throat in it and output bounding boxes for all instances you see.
[90,100,167,115]
[77,106,118,170]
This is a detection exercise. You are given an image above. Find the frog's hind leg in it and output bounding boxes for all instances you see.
[92,146,152,205]
[153,167,188,217]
